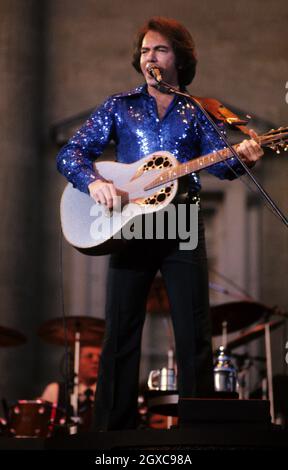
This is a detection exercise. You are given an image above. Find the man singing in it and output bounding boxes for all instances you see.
[57,17,263,430]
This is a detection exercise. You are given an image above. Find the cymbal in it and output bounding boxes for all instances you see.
[0,325,27,347]
[38,316,105,346]
[147,277,170,314]
[210,301,273,336]
[227,320,284,350]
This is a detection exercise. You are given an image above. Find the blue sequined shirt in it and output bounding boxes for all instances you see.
[57,84,245,194]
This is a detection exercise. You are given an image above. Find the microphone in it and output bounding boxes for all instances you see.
[146,64,162,83]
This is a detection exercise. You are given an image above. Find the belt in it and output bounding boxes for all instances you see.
[173,191,200,205]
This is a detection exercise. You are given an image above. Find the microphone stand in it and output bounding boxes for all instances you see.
[153,76,288,228]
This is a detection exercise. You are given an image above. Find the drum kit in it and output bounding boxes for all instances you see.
[0,276,287,436]
[210,301,285,419]
[145,278,288,425]
[0,317,105,438]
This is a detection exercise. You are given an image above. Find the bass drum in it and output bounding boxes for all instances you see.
[8,399,66,438]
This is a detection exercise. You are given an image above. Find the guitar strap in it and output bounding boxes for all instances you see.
[192,96,251,136]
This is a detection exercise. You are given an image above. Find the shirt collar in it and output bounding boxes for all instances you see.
[113,84,147,99]
[114,83,187,100]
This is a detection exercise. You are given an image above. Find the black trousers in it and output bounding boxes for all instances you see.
[93,209,214,430]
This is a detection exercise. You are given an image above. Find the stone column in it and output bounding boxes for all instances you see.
[0,0,44,403]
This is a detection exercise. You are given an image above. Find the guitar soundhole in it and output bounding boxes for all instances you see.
[157,193,166,202]
[144,184,174,206]
[142,156,173,172]
[155,157,164,166]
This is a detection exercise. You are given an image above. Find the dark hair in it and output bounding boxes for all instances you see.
[132,17,197,87]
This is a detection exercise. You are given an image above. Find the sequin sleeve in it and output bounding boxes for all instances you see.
[196,108,246,180]
[56,97,116,194]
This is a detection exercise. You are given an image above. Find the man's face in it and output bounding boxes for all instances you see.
[140,30,179,87]
[79,346,101,384]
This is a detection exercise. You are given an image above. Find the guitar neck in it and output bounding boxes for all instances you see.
[144,144,238,190]
[144,128,288,191]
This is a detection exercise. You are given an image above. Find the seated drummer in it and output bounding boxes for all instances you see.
[41,345,101,409]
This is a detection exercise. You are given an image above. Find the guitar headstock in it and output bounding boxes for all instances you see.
[260,126,288,154]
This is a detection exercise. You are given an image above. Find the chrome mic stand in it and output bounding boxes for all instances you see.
[69,329,81,434]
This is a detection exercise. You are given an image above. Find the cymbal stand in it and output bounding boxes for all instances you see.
[69,330,81,434]
[167,348,175,429]
[163,316,176,429]
[236,359,251,400]
[168,348,174,369]
[264,322,275,423]
[221,321,228,348]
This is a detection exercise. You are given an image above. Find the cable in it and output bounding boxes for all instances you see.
[208,265,256,300]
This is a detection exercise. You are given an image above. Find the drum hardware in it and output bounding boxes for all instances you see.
[148,348,177,393]
[226,320,284,350]
[221,320,228,348]
[236,357,253,400]
[213,346,237,394]
[70,329,81,435]
[264,321,275,423]
[211,301,288,423]
[148,367,177,392]
[212,313,238,394]
[37,316,105,347]
[147,337,177,393]
[210,301,274,336]
[166,348,176,429]
[7,399,66,438]
[146,278,177,428]
[38,315,105,434]
[226,318,285,422]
